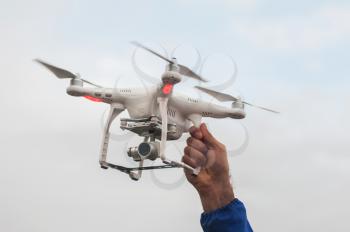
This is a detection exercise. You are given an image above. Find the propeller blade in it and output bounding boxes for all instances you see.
[157,97,168,160]
[130,41,174,64]
[242,101,280,114]
[195,86,238,102]
[34,59,77,79]
[35,59,103,88]
[178,64,207,82]
[195,85,279,114]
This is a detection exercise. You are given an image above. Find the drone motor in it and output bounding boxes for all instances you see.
[232,97,244,110]
[70,78,83,87]
[161,70,181,85]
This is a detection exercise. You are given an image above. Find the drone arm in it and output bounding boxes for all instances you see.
[67,85,112,96]
[67,85,115,103]
[99,103,125,168]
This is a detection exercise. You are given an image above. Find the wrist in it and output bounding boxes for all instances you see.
[197,180,235,212]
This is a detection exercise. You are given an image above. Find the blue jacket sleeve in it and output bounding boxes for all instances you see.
[200,199,253,232]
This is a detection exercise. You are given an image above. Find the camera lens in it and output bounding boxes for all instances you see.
[138,142,151,157]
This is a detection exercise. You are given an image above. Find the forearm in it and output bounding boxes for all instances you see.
[197,180,235,212]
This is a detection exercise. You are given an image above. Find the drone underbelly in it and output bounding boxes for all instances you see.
[125,97,157,118]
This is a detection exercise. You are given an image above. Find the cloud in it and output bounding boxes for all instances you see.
[175,0,257,10]
[223,0,257,8]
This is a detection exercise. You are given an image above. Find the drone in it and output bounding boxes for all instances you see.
[35,42,278,181]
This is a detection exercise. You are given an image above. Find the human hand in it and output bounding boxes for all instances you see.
[182,123,235,212]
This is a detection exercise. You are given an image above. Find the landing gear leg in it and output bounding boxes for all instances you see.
[99,103,124,169]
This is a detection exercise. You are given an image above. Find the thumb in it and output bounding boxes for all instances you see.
[200,123,220,148]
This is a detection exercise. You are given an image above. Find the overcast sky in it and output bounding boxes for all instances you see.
[1,0,349,231]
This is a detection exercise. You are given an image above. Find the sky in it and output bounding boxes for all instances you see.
[0,0,349,231]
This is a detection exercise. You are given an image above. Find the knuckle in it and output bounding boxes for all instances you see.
[184,146,191,155]
[186,137,192,145]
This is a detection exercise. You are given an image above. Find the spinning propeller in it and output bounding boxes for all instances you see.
[131,41,207,82]
[195,86,279,114]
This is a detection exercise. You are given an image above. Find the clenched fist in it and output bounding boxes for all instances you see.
[182,123,235,212]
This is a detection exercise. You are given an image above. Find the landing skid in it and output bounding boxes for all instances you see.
[102,162,181,181]
[103,162,180,173]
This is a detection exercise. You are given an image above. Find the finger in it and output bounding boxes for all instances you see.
[189,126,203,140]
[184,146,206,167]
[205,150,217,169]
[182,154,196,168]
[187,137,208,154]
[182,159,196,179]
[182,156,194,178]
[200,123,222,149]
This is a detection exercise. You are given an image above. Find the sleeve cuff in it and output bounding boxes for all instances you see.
[200,198,252,232]
[201,198,241,220]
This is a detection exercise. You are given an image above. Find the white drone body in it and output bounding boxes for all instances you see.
[36,42,277,181]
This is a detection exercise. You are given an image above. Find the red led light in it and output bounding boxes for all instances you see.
[84,95,102,102]
[162,84,173,95]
